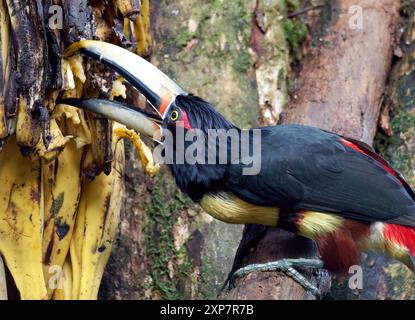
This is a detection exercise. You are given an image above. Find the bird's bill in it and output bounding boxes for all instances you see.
[58,98,162,141]
[64,40,186,118]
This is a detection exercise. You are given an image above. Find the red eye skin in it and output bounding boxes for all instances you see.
[177,111,192,130]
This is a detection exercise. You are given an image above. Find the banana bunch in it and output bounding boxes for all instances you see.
[0,0,157,299]
[115,0,152,56]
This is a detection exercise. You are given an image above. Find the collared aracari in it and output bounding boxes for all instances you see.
[61,41,415,294]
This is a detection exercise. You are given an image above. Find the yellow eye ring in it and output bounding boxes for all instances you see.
[170,110,179,121]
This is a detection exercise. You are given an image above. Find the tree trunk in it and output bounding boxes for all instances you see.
[332,1,415,299]
[223,0,401,300]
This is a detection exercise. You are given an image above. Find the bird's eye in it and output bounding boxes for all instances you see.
[170,110,179,121]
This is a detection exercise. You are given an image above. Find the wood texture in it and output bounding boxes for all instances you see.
[282,0,400,145]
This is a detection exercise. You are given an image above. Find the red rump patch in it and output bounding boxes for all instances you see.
[340,138,402,184]
[315,219,370,274]
[383,224,415,256]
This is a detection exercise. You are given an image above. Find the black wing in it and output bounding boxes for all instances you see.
[224,124,415,226]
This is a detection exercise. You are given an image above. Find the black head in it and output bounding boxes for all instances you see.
[163,94,236,133]
[161,94,239,201]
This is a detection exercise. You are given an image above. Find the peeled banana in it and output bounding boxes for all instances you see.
[115,0,141,18]
[133,0,152,56]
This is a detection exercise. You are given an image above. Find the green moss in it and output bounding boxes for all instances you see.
[287,78,296,95]
[172,29,196,48]
[144,171,193,299]
[278,0,308,61]
[282,0,300,11]
[374,107,415,176]
[283,18,308,51]
[384,263,415,299]
[153,0,258,128]
[232,52,251,74]
[277,67,286,90]
[390,107,415,133]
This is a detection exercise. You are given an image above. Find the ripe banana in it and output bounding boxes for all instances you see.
[114,0,140,18]
[133,0,152,56]
[42,139,83,299]
[72,126,125,300]
[52,255,73,300]
[0,136,48,299]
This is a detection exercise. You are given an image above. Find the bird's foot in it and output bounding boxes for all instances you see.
[231,258,324,298]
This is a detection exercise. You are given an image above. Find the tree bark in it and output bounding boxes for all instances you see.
[332,1,415,299]
[224,0,401,300]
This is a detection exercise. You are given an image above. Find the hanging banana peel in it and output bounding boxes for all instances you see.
[73,128,124,300]
[0,1,157,299]
[0,136,48,299]
[7,0,46,148]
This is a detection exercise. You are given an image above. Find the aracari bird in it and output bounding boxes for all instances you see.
[61,41,415,295]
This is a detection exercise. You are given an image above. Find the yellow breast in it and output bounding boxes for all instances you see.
[199,192,278,227]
